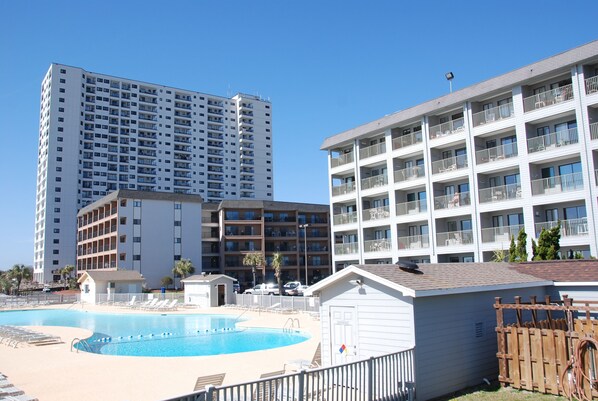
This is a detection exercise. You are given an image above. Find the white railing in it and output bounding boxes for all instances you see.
[394,166,425,183]
[233,293,320,313]
[429,117,465,139]
[392,131,423,150]
[585,75,598,95]
[434,192,471,210]
[361,174,387,190]
[531,172,584,195]
[332,181,356,197]
[476,142,518,164]
[523,84,573,112]
[359,142,386,160]
[333,211,358,225]
[480,224,524,243]
[590,122,598,140]
[436,230,474,247]
[431,154,468,174]
[334,242,359,255]
[362,206,390,221]
[472,102,514,126]
[364,238,392,252]
[396,200,427,216]
[527,128,579,153]
[331,152,354,168]
[534,217,588,238]
[397,234,429,250]
[478,184,522,203]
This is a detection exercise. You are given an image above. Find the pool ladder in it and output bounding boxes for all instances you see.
[283,317,300,332]
[70,337,92,353]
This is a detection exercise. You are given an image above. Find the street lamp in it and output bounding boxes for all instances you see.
[299,223,310,285]
[445,72,455,93]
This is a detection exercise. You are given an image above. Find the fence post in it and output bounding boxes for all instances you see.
[367,356,374,401]
[298,370,305,401]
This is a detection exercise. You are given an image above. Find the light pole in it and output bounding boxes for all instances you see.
[299,223,310,285]
[445,72,454,93]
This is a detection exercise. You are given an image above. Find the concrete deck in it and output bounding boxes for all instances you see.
[0,304,321,401]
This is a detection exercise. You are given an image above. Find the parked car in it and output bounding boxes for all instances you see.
[287,285,309,296]
[42,286,51,293]
[283,281,302,295]
[243,283,279,295]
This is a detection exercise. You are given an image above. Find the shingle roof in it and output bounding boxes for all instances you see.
[507,260,598,282]
[78,270,144,283]
[182,274,234,282]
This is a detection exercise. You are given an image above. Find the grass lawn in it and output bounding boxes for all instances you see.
[441,383,566,400]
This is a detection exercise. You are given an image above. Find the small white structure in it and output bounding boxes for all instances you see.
[305,262,552,400]
[182,274,236,307]
[78,270,144,304]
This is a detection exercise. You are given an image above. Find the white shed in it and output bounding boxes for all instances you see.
[181,274,236,307]
[77,270,144,304]
[305,262,552,400]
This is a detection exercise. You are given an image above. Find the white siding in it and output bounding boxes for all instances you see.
[549,285,598,302]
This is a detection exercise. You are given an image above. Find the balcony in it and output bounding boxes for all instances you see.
[394,166,425,183]
[436,230,474,247]
[360,173,387,190]
[331,152,354,168]
[359,142,386,160]
[334,242,359,255]
[333,211,358,226]
[434,191,471,210]
[523,84,573,112]
[585,76,598,95]
[392,131,422,150]
[481,224,523,243]
[364,239,392,253]
[590,122,598,140]
[431,154,468,175]
[429,118,465,139]
[472,103,514,127]
[396,200,427,216]
[531,172,583,196]
[479,184,522,204]
[332,181,356,197]
[362,206,390,221]
[527,128,579,153]
[397,234,429,250]
[476,143,518,164]
[535,217,588,238]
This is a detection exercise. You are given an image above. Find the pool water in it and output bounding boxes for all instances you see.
[0,309,309,357]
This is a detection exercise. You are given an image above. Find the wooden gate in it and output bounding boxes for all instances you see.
[495,296,598,399]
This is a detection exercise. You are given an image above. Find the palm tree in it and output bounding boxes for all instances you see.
[61,265,75,287]
[7,264,32,295]
[243,252,265,288]
[172,259,195,290]
[0,272,11,295]
[271,252,283,295]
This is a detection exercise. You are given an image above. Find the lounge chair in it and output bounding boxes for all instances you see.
[309,343,322,368]
[141,298,159,310]
[256,371,285,401]
[194,373,226,392]
[121,296,136,308]
[159,299,178,311]
[2,395,39,401]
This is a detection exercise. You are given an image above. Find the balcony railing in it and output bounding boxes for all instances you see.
[334,242,359,255]
[333,211,358,226]
[398,234,429,250]
[394,166,425,183]
[527,128,579,153]
[479,183,522,203]
[523,84,573,112]
[436,230,474,247]
[431,154,468,175]
[535,217,588,238]
[331,152,354,168]
[476,142,518,164]
[429,118,465,139]
[481,224,524,243]
[364,239,392,253]
[396,199,427,216]
[590,122,598,140]
[392,131,422,150]
[331,181,356,197]
[362,206,390,221]
[472,102,514,126]
[361,174,387,190]
[531,172,584,195]
[434,191,471,210]
[585,75,598,95]
[595,169,598,186]
[359,142,386,160]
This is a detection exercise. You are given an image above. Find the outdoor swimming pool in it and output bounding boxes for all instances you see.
[0,309,310,357]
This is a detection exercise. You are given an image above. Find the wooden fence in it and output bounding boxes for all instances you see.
[495,296,598,400]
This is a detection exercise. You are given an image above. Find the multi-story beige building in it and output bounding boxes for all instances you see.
[322,40,598,270]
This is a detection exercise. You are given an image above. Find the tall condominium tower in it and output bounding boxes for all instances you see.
[34,64,273,283]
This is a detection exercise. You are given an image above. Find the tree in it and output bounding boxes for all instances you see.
[533,222,561,261]
[243,252,265,288]
[492,249,507,263]
[172,259,195,290]
[508,235,517,262]
[0,272,11,295]
[61,265,75,286]
[161,276,173,289]
[515,229,528,262]
[7,264,32,295]
[271,252,283,295]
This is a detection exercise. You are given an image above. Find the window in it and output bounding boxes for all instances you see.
[174,221,181,226]
[133,219,141,225]
[133,200,141,207]
[133,237,141,242]
[133,255,141,261]
[174,238,181,243]
[174,203,181,209]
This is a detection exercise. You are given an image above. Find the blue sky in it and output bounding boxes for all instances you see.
[0,0,596,269]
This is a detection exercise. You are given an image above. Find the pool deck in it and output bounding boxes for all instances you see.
[0,303,321,401]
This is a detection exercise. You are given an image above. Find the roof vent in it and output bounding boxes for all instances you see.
[396,261,420,273]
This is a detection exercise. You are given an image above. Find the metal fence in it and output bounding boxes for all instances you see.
[94,292,184,305]
[0,293,80,308]
[163,348,415,401]
[233,294,320,314]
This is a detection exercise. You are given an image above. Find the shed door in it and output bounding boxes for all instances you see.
[217,284,226,306]
[330,306,358,365]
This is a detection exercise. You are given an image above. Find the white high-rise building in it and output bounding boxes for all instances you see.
[34,64,273,283]
[322,40,598,270]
